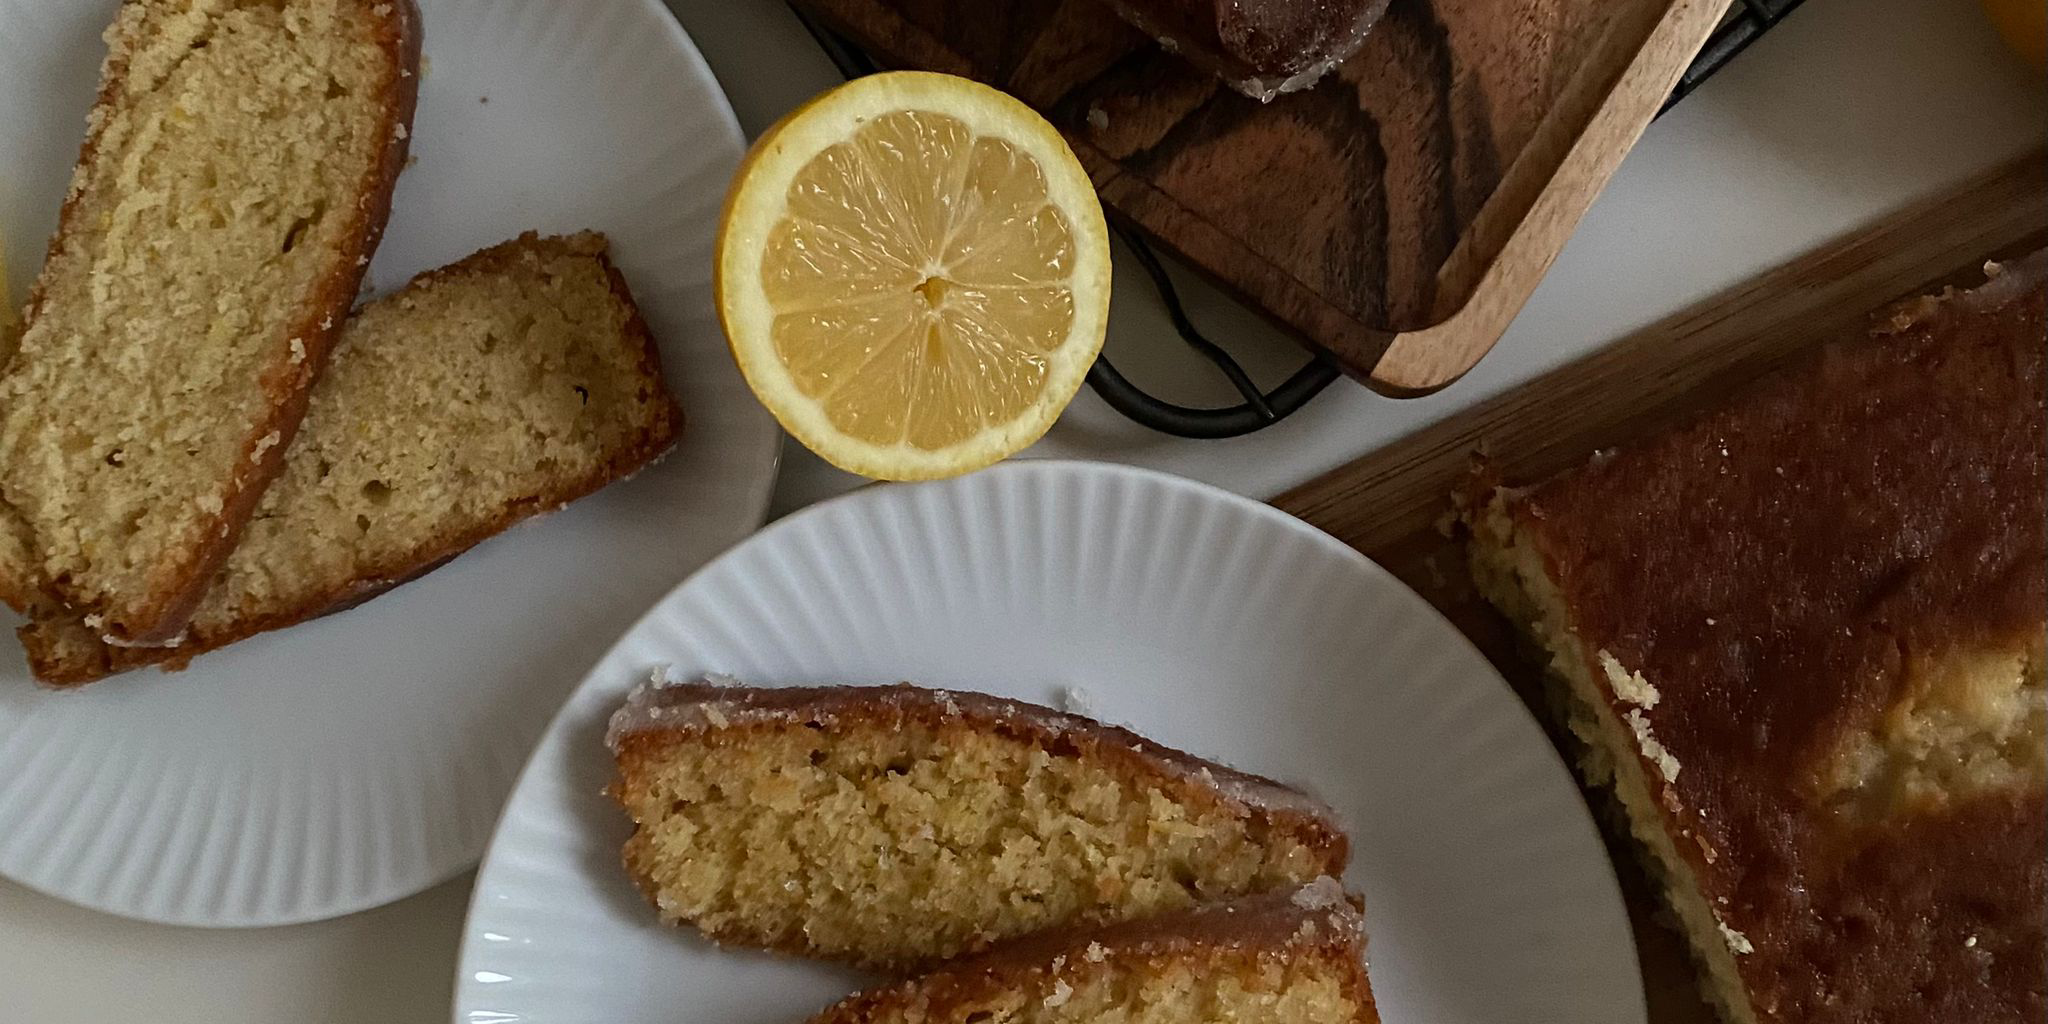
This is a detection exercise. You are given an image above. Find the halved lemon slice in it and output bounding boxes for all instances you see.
[717,71,1112,481]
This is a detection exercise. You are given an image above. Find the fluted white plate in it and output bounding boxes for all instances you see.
[0,0,776,925]
[455,461,1643,1024]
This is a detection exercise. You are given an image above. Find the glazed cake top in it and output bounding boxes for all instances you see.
[1499,252,2047,1021]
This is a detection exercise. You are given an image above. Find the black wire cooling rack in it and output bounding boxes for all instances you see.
[790,0,1806,438]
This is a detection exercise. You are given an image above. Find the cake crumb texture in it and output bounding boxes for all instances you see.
[0,0,418,643]
[608,681,1349,971]
[17,232,682,684]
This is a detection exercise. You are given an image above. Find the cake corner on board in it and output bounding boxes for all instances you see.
[1464,250,2048,1024]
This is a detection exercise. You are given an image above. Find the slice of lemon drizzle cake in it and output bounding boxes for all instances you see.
[606,679,1349,971]
[0,0,420,644]
[803,878,1378,1024]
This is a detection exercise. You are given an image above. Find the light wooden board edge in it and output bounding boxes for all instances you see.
[1363,0,1731,396]
[1278,147,2048,546]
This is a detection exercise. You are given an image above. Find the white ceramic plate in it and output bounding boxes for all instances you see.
[455,460,1643,1024]
[0,0,777,926]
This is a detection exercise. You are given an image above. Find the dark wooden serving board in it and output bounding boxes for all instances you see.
[1273,151,2048,1021]
[791,0,1728,394]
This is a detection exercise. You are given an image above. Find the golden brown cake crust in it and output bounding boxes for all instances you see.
[806,881,1378,1023]
[1497,253,2047,1021]
[6,0,421,644]
[18,232,683,685]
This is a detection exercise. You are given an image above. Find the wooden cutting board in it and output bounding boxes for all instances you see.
[1273,150,2048,1022]
[791,0,1729,395]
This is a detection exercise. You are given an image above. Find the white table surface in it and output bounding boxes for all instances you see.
[4,0,2040,1020]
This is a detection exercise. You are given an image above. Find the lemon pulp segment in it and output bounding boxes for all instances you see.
[760,110,1080,451]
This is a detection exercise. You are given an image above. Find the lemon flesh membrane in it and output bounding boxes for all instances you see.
[760,109,1082,452]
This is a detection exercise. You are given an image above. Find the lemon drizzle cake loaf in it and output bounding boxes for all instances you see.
[607,680,1350,971]
[15,233,682,685]
[1466,252,2047,1023]
[804,878,1378,1024]
[0,0,420,644]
